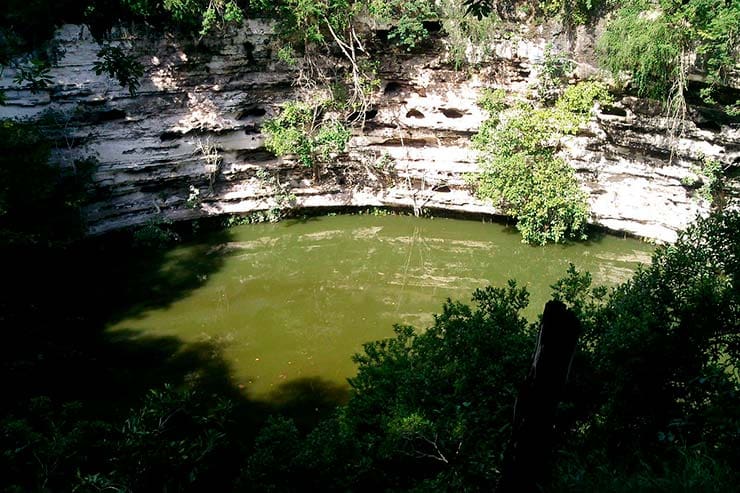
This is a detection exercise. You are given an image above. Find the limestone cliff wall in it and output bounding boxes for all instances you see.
[1,21,738,242]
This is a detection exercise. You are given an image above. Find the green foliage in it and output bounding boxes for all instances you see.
[1,386,238,492]
[554,444,737,492]
[535,44,575,102]
[597,3,681,100]
[117,0,245,35]
[555,80,612,114]
[598,0,740,106]
[369,0,437,50]
[276,44,298,66]
[477,88,507,115]
[242,416,301,491]
[133,217,180,249]
[540,0,604,25]
[12,59,53,92]
[274,0,347,45]
[696,157,727,209]
[262,100,351,171]
[471,82,610,244]
[93,45,144,96]
[682,156,728,209]
[244,282,536,490]
[255,168,297,220]
[438,0,501,68]
[314,119,352,160]
[462,0,601,24]
[552,212,740,471]
[0,119,93,247]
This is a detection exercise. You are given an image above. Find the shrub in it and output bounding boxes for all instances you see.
[470,82,609,244]
[552,212,740,471]
[368,0,438,51]
[262,100,351,173]
[244,282,536,490]
[132,217,180,249]
[598,0,740,107]
[0,119,92,247]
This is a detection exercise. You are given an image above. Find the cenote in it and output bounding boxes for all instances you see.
[107,214,653,399]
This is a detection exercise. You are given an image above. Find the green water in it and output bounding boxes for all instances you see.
[109,215,653,398]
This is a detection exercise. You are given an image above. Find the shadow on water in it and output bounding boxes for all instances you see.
[282,214,323,227]
[264,376,351,429]
[1,225,349,433]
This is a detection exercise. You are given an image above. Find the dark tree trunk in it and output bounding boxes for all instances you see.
[497,300,581,493]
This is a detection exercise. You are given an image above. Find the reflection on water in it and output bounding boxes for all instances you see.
[108,215,653,397]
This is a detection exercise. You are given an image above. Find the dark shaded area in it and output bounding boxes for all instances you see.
[160,129,184,141]
[599,104,627,117]
[348,107,378,122]
[236,148,275,161]
[440,107,465,118]
[88,108,127,123]
[237,105,267,119]
[243,40,256,65]
[422,20,443,33]
[499,300,581,493]
[0,223,349,490]
[383,81,406,95]
[405,108,425,119]
[265,377,350,429]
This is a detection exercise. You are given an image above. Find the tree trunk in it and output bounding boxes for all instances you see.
[497,299,581,493]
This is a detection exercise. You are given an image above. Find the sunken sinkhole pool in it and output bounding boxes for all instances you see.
[108,214,653,398]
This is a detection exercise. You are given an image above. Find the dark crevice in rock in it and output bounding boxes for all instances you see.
[237,105,267,119]
[695,119,722,132]
[599,105,627,117]
[375,29,390,43]
[348,108,378,121]
[440,108,465,118]
[422,21,443,33]
[362,121,398,131]
[160,130,184,141]
[236,149,275,162]
[87,108,126,123]
[243,40,256,65]
[379,138,434,147]
[384,80,424,96]
[693,106,740,127]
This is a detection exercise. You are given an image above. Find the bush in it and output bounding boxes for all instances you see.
[132,217,180,249]
[552,212,740,475]
[470,82,609,244]
[597,3,681,100]
[0,119,92,247]
[598,0,740,106]
[244,282,536,490]
[368,0,438,50]
[0,386,239,492]
[262,100,351,172]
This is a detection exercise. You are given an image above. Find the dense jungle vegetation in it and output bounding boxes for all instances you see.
[1,0,739,491]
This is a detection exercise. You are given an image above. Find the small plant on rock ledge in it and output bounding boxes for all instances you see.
[262,100,351,180]
[535,44,575,103]
[685,157,730,211]
[194,137,223,194]
[255,168,297,222]
[133,217,180,249]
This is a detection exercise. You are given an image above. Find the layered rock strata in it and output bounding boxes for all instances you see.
[1,21,738,242]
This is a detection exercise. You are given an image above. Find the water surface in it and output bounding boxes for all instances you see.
[109,215,653,397]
